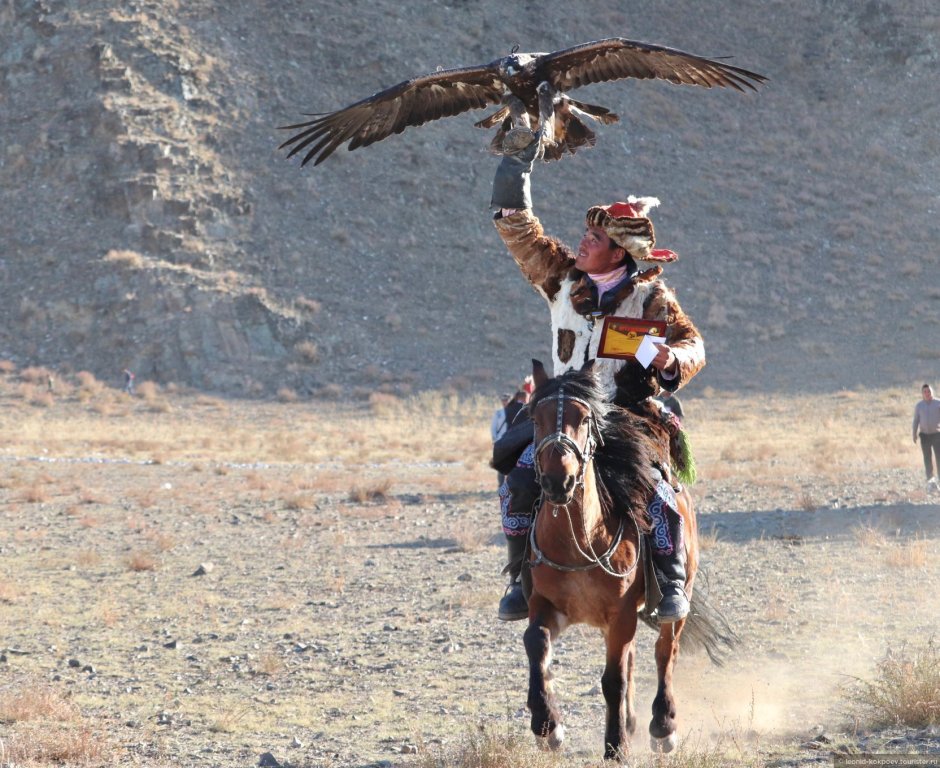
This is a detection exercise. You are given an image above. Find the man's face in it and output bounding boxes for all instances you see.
[576,226,625,274]
[924,386,934,401]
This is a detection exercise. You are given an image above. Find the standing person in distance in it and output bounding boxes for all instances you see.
[913,383,940,493]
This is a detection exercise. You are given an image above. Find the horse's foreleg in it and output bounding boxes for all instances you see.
[601,611,638,761]
[649,618,685,753]
[625,641,637,735]
[523,595,566,748]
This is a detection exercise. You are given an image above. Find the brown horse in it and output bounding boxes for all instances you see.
[521,360,701,760]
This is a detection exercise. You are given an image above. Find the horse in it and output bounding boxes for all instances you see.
[521,359,704,760]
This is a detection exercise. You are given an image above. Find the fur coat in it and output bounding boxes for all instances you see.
[494,209,705,405]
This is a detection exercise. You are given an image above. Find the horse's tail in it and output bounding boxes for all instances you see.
[640,568,738,667]
[681,585,738,667]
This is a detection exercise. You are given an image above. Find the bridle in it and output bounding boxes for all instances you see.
[528,384,640,579]
[531,384,604,490]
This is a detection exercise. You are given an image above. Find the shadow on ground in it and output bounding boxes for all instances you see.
[698,502,940,544]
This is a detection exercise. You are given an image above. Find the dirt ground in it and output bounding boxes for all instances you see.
[1,437,938,767]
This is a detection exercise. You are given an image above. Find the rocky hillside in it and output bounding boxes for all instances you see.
[2,0,939,397]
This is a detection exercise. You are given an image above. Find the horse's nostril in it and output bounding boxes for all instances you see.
[541,475,568,497]
[540,473,576,503]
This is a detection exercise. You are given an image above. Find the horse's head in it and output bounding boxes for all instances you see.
[528,360,607,506]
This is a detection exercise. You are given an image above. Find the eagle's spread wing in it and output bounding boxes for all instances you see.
[540,38,767,94]
[279,65,505,166]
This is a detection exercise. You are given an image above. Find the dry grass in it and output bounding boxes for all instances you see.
[143,528,177,552]
[884,538,929,569]
[0,723,109,765]
[18,365,54,385]
[348,477,393,503]
[698,526,720,551]
[103,248,145,268]
[0,580,18,603]
[295,340,319,362]
[3,379,921,504]
[0,683,78,723]
[255,651,285,676]
[451,520,489,553]
[77,486,110,505]
[207,704,253,734]
[75,370,103,397]
[687,385,920,492]
[0,684,109,765]
[797,492,818,512]
[282,492,312,510]
[415,724,563,768]
[295,296,321,314]
[75,549,102,568]
[848,641,940,728]
[136,380,159,401]
[17,484,49,504]
[852,523,887,548]
[415,723,767,768]
[125,550,157,571]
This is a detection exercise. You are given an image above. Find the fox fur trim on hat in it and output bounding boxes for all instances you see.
[585,196,678,263]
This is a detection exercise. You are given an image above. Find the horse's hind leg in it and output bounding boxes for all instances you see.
[649,618,685,753]
[523,596,566,748]
[601,611,638,761]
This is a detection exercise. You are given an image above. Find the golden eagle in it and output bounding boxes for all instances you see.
[279,37,766,167]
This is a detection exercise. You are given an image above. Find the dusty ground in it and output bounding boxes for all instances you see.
[1,385,939,767]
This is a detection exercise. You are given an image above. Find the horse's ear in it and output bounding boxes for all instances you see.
[531,359,549,390]
[581,359,596,374]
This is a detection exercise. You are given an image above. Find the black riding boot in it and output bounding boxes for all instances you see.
[650,505,689,623]
[498,534,529,621]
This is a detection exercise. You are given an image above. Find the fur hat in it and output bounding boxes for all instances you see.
[585,196,678,263]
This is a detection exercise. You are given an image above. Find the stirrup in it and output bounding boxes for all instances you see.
[497,581,528,622]
[655,583,689,624]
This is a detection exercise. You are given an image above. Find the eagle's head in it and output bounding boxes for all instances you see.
[500,51,539,79]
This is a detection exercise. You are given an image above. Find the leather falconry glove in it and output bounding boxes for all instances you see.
[490,81,556,210]
[490,128,542,210]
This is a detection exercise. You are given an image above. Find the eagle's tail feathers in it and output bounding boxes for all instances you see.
[567,98,620,125]
[562,114,597,152]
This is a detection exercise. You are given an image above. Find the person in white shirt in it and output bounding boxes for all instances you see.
[912,383,940,491]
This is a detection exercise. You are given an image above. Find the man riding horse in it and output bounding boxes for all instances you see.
[490,102,705,625]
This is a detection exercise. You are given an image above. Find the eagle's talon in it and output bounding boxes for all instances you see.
[501,127,540,156]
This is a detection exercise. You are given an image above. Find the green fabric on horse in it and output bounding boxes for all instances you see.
[674,428,697,486]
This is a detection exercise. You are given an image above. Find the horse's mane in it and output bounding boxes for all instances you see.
[529,368,659,532]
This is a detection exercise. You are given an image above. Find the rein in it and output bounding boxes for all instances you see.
[529,384,639,580]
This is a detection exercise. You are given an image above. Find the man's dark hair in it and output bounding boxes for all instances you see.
[924,383,931,389]
[619,251,638,274]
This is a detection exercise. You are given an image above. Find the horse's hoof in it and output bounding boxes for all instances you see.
[650,732,678,753]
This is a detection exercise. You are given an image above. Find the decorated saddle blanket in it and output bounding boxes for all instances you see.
[647,478,679,556]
